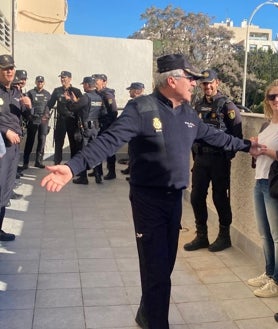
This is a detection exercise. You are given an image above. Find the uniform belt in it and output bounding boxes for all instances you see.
[193,144,223,155]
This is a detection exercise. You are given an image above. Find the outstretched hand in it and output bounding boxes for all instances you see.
[249,141,267,157]
[41,165,73,192]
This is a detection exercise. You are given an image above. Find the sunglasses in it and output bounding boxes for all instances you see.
[267,94,278,101]
[173,75,196,82]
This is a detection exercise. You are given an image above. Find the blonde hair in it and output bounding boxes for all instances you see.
[263,79,278,119]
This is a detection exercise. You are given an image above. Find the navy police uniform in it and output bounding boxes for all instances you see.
[67,78,104,183]
[47,82,82,164]
[23,77,51,168]
[187,88,242,252]
[66,82,251,329]
[93,74,118,179]
[0,55,31,239]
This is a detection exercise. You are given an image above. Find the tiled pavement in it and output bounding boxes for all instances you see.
[0,161,277,329]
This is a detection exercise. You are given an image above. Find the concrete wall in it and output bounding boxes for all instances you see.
[14,31,153,158]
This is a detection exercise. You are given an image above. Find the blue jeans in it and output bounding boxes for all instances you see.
[254,179,278,282]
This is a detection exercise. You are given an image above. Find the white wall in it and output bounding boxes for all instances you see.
[14,31,153,157]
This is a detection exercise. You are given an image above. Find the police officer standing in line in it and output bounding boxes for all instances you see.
[21,76,51,169]
[0,55,32,240]
[91,73,118,180]
[41,54,264,329]
[65,76,104,184]
[184,69,243,253]
[47,71,82,165]
[121,82,145,178]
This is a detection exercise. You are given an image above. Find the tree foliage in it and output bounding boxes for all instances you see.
[129,5,245,103]
[129,5,278,110]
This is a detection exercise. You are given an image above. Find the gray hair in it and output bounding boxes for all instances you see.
[154,69,185,88]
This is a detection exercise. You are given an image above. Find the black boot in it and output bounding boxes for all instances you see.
[208,225,231,252]
[34,153,45,169]
[104,164,116,180]
[135,301,148,329]
[95,173,102,184]
[184,225,209,251]
[73,176,89,185]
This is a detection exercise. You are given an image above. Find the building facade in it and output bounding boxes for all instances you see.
[214,18,275,52]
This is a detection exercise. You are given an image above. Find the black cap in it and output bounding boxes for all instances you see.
[81,76,95,84]
[200,69,218,83]
[157,53,203,78]
[0,55,15,69]
[58,71,72,78]
[15,69,28,80]
[126,82,145,90]
[92,74,107,81]
[36,75,44,82]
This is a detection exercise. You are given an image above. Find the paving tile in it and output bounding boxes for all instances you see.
[0,274,37,290]
[0,289,35,309]
[0,309,33,329]
[84,305,135,328]
[81,271,123,288]
[33,307,85,329]
[37,273,81,289]
[35,288,82,307]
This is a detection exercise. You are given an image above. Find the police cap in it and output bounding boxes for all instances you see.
[157,53,203,78]
[0,55,15,69]
[92,74,107,81]
[58,71,72,78]
[15,70,28,80]
[200,69,218,83]
[36,75,44,82]
[126,82,145,90]
[80,76,95,84]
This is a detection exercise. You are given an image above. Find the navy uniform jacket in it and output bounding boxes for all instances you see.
[27,88,51,124]
[98,87,118,130]
[0,83,29,145]
[67,90,251,190]
[47,86,82,118]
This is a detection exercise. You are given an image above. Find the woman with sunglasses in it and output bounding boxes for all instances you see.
[247,79,278,298]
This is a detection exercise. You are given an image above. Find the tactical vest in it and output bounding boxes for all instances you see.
[195,96,228,132]
[86,91,103,122]
[29,89,48,116]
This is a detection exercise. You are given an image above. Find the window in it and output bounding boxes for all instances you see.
[0,13,11,50]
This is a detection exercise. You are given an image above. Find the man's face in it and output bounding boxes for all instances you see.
[60,76,71,88]
[170,73,197,103]
[95,78,104,91]
[129,88,143,99]
[20,78,27,88]
[200,79,219,97]
[0,66,15,86]
[36,80,44,90]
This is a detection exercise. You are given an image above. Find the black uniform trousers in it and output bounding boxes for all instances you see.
[23,120,48,165]
[54,116,78,165]
[0,144,20,229]
[129,185,182,329]
[190,152,232,227]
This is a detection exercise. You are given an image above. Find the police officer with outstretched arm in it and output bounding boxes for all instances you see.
[41,54,265,329]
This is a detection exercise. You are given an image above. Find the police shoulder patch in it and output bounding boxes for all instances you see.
[227,109,235,119]
[153,117,162,131]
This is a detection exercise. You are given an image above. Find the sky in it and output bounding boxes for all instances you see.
[65,0,278,39]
